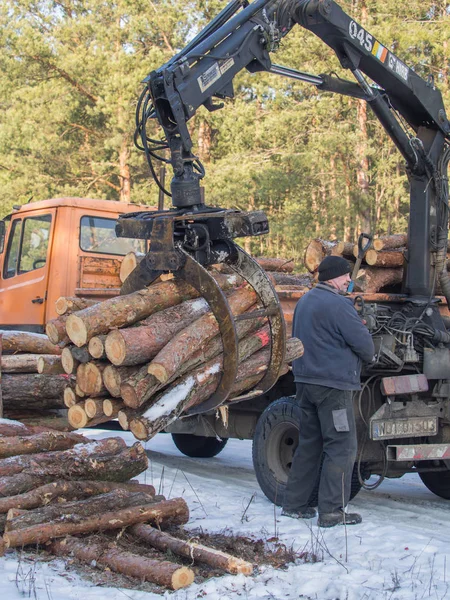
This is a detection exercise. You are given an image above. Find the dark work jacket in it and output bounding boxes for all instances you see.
[292,283,375,390]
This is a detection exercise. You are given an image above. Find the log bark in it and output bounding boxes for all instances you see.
[103,399,125,418]
[304,239,346,273]
[363,249,405,268]
[76,361,108,396]
[130,524,253,575]
[105,297,210,366]
[103,365,141,397]
[0,331,62,355]
[0,420,32,437]
[0,431,86,459]
[48,536,194,590]
[0,480,155,513]
[66,274,237,347]
[4,497,189,548]
[0,437,124,477]
[37,355,64,375]
[372,234,407,251]
[121,313,265,409]
[254,257,295,273]
[0,442,148,496]
[2,410,72,432]
[354,267,403,293]
[45,315,71,346]
[55,297,99,316]
[88,335,107,359]
[84,398,106,419]
[148,285,257,384]
[269,272,312,287]
[5,488,155,531]
[130,337,303,440]
[1,373,70,402]
[1,354,46,374]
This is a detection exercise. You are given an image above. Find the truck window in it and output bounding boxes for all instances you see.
[19,214,52,274]
[80,216,146,256]
[4,219,21,279]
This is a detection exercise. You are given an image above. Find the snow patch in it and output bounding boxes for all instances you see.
[189,298,208,311]
[143,377,195,420]
[196,361,221,383]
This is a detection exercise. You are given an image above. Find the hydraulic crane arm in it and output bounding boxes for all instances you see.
[138,0,449,209]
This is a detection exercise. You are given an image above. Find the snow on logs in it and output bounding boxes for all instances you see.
[0,419,253,588]
[43,267,304,438]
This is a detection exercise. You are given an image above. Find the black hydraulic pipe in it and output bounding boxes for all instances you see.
[184,0,272,64]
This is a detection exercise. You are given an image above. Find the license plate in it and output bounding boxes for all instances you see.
[370,416,438,440]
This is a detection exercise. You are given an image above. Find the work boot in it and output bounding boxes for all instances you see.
[281,507,317,519]
[318,509,362,528]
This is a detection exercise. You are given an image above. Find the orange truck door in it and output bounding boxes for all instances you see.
[0,208,55,332]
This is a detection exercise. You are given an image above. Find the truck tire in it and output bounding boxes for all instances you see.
[419,467,450,499]
[252,396,362,506]
[171,433,228,458]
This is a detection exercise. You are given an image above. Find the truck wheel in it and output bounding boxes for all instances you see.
[252,396,362,506]
[171,433,228,458]
[419,467,450,499]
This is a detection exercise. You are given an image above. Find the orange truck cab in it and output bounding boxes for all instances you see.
[0,197,150,332]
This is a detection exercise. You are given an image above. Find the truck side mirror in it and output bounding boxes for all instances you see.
[0,221,5,253]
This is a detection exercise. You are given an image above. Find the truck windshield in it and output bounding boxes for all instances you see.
[80,216,146,256]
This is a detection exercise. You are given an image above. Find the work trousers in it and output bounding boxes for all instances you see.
[283,383,358,515]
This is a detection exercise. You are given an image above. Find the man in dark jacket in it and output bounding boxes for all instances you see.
[282,255,375,528]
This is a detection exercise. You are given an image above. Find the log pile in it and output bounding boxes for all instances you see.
[0,330,71,428]
[0,419,253,589]
[47,269,304,440]
[303,234,410,293]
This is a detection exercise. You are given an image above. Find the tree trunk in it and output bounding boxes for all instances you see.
[76,361,108,395]
[4,497,189,548]
[354,267,403,293]
[37,355,64,375]
[88,335,107,359]
[48,536,194,590]
[1,373,70,402]
[0,442,148,497]
[269,272,312,287]
[363,249,405,268]
[5,489,155,532]
[121,314,265,409]
[148,285,257,384]
[0,431,86,460]
[103,364,141,397]
[45,315,71,346]
[130,524,253,575]
[2,410,72,432]
[105,298,210,366]
[55,297,99,316]
[1,354,48,374]
[372,234,407,251]
[66,274,238,346]
[103,399,125,418]
[0,437,125,477]
[0,331,61,355]
[304,239,346,273]
[0,480,155,514]
[84,398,106,419]
[253,257,295,273]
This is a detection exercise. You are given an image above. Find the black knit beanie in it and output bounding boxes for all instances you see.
[318,256,351,282]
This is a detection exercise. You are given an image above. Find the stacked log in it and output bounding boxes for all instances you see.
[0,330,70,427]
[303,234,411,293]
[46,265,304,438]
[0,418,252,589]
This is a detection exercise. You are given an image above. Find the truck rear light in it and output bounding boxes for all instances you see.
[381,374,428,396]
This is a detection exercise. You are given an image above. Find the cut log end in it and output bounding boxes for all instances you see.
[67,404,88,429]
[66,315,87,347]
[129,418,149,440]
[105,330,126,365]
[120,384,139,408]
[171,567,194,590]
[147,363,168,383]
[45,322,60,346]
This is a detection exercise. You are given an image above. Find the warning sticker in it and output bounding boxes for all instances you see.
[198,57,235,94]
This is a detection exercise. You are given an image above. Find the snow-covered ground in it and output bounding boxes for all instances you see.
[1,429,450,600]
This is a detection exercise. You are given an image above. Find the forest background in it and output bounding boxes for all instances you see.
[0,0,448,263]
